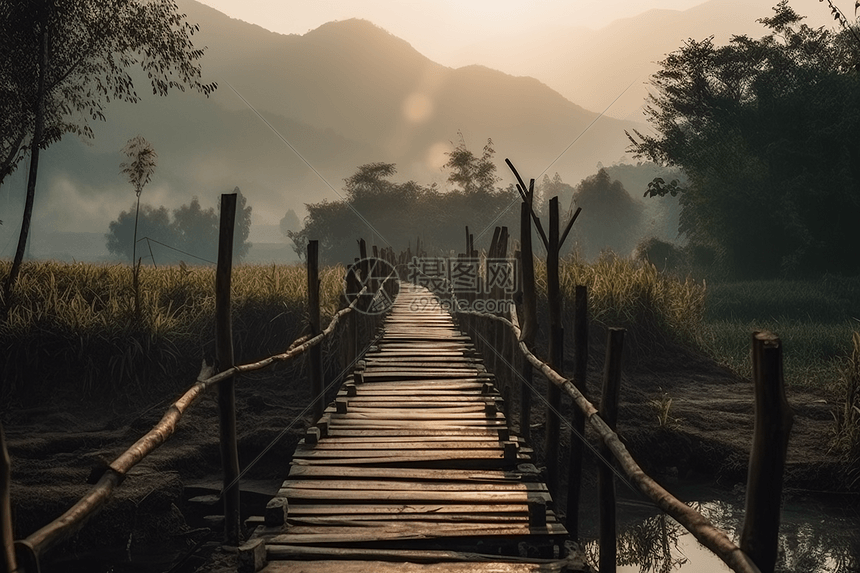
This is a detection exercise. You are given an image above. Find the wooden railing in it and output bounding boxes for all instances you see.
[0,194,390,573]
[439,159,793,573]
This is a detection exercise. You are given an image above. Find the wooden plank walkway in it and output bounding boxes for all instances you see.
[251,285,586,572]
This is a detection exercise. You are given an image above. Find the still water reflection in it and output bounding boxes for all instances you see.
[582,485,860,573]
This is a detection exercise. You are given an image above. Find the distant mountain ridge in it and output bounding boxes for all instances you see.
[443,0,838,120]
[0,1,647,253]
[7,0,814,258]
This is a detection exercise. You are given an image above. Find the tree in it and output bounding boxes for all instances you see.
[171,197,218,261]
[1,0,216,311]
[105,190,252,265]
[106,204,173,261]
[279,208,301,240]
[627,1,860,278]
[571,168,643,260]
[119,134,157,318]
[444,131,500,195]
[290,150,518,264]
[119,135,157,261]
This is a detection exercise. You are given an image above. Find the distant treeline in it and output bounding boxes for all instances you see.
[288,135,682,267]
[105,187,253,265]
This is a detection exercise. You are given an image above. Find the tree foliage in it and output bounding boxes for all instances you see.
[1,0,216,185]
[627,1,860,278]
[290,137,517,264]
[2,0,215,311]
[106,189,252,264]
[571,168,644,260]
[445,131,501,195]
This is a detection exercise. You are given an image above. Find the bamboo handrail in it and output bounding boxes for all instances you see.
[22,295,361,560]
[455,307,762,573]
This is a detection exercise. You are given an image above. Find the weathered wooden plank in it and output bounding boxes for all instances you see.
[267,522,568,545]
[291,449,505,460]
[289,455,521,467]
[262,558,573,573]
[285,465,521,481]
[277,488,550,503]
[298,441,507,451]
[350,382,488,390]
[323,429,502,438]
[280,480,546,493]
[284,514,537,526]
[324,421,506,430]
[344,405,487,413]
[340,395,497,404]
[283,503,530,516]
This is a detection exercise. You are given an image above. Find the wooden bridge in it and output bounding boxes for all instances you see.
[244,284,584,572]
[3,188,793,573]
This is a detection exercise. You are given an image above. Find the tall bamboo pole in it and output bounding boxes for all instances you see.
[599,328,625,573]
[216,193,240,546]
[545,197,563,494]
[307,240,324,422]
[567,284,589,539]
[519,202,537,442]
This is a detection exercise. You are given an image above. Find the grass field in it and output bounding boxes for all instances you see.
[0,261,345,402]
[2,258,858,405]
[700,276,860,392]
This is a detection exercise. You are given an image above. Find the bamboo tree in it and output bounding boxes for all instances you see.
[119,135,157,319]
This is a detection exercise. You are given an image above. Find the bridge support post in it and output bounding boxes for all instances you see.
[308,240,324,422]
[216,192,241,546]
[519,202,537,443]
[1,423,17,573]
[599,327,624,573]
[567,284,589,540]
[545,197,563,496]
[741,331,793,573]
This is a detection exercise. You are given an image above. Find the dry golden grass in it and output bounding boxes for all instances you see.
[0,261,344,401]
[533,253,707,361]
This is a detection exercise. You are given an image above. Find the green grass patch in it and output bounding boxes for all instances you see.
[701,276,860,391]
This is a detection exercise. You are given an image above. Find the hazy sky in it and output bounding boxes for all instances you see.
[196,0,710,64]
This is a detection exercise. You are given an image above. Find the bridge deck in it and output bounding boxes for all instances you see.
[251,286,585,572]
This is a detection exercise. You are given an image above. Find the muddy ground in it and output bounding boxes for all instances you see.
[1,334,851,572]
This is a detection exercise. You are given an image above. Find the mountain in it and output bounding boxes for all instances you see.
[4,0,716,260]
[443,0,839,121]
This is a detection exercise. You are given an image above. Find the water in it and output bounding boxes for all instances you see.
[582,482,860,572]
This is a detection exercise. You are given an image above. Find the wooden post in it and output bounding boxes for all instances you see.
[599,328,625,573]
[307,240,324,422]
[741,331,793,573]
[567,284,588,539]
[346,267,359,367]
[545,196,563,494]
[216,192,241,546]
[487,227,502,378]
[1,424,16,573]
[519,201,537,442]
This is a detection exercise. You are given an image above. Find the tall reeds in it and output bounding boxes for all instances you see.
[0,261,344,402]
